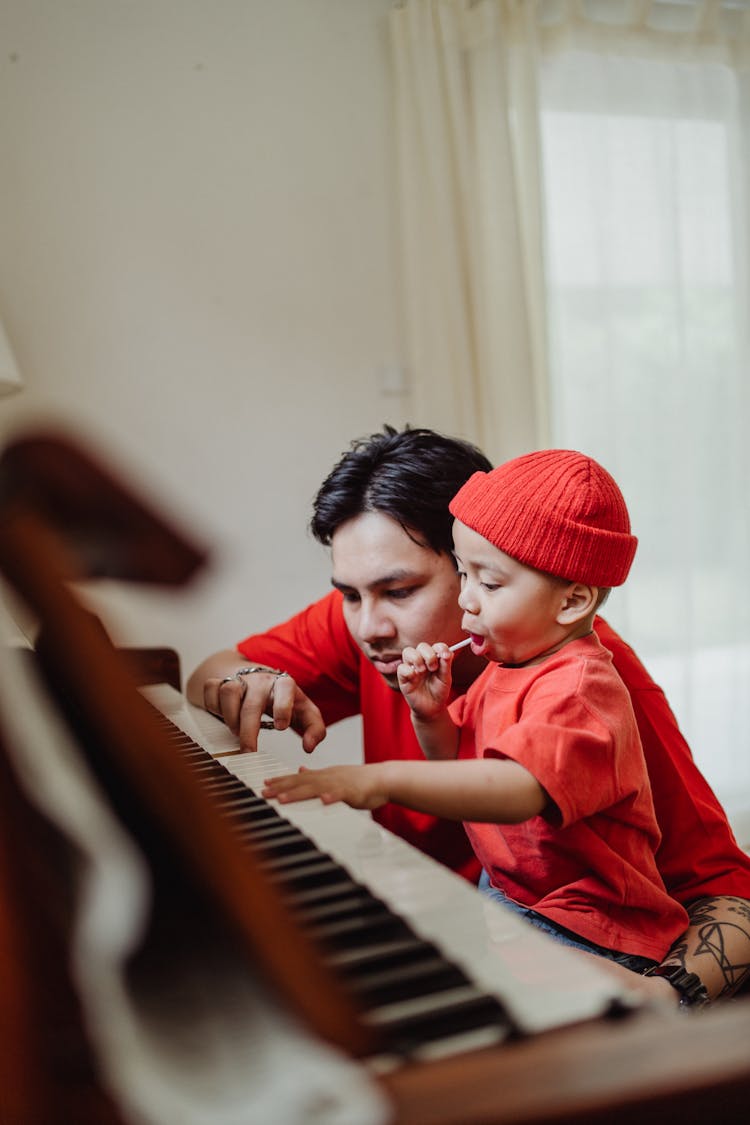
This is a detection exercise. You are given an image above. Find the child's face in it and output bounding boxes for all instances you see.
[453,521,571,667]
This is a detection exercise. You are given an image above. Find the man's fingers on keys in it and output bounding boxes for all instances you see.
[216,676,247,734]
[267,670,295,729]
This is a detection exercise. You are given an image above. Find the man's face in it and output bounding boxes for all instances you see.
[331,511,472,689]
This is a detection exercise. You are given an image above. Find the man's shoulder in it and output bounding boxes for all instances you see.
[593,615,658,691]
[238,589,359,684]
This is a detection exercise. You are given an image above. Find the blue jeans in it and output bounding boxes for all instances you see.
[478,870,658,975]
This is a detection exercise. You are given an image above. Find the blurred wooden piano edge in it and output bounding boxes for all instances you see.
[121,645,181,692]
[380,996,750,1125]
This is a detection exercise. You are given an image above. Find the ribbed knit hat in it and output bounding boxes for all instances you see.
[449,449,637,587]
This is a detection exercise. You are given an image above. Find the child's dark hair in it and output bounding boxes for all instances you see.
[310,425,493,555]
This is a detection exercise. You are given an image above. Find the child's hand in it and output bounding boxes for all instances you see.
[261,763,388,810]
[397,642,453,720]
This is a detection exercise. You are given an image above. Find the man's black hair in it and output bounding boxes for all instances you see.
[310,425,493,555]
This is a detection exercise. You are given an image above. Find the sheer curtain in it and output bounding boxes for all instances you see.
[390,0,750,841]
[389,0,552,461]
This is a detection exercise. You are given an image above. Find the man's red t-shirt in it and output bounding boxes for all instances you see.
[238,591,750,900]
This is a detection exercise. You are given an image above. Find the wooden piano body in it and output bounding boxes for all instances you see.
[1,428,749,1124]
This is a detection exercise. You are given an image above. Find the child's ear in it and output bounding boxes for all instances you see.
[556,583,598,625]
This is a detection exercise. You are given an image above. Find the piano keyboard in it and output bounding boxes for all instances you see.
[142,685,640,1067]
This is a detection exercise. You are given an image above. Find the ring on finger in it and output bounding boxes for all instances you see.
[269,670,289,705]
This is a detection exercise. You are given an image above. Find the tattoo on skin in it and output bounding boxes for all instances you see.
[662,897,750,1000]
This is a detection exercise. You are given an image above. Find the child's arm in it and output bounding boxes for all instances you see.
[397,642,460,760]
[262,757,547,823]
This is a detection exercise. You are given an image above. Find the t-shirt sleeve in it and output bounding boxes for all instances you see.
[482,695,627,828]
[457,656,650,831]
[236,590,362,726]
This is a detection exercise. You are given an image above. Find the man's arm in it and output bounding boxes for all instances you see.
[186,648,262,705]
[657,896,750,1004]
[618,896,750,1008]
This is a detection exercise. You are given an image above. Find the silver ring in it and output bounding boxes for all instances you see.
[220,676,235,685]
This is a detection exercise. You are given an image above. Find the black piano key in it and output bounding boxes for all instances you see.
[326,936,441,977]
[216,789,273,809]
[365,987,513,1053]
[268,858,355,893]
[307,905,414,951]
[254,834,320,860]
[225,802,281,825]
[350,957,469,1008]
[237,821,306,843]
[175,753,218,768]
[285,878,375,911]
[202,777,256,796]
[259,848,336,875]
[295,886,376,924]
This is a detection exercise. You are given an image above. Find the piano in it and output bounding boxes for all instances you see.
[1,427,749,1125]
[140,684,750,1125]
[141,684,642,1055]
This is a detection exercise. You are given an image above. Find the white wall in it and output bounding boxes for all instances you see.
[0,0,407,764]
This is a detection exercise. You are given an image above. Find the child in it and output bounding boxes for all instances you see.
[263,450,688,971]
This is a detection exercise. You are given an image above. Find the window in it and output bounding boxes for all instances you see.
[540,50,750,834]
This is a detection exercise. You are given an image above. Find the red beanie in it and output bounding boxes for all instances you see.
[449,449,637,587]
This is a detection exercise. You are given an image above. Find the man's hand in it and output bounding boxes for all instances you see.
[579,955,681,1008]
[189,656,327,753]
[262,763,389,810]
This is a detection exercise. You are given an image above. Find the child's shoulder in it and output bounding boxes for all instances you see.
[518,635,623,699]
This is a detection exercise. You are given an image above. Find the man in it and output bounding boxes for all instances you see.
[188,425,750,1007]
